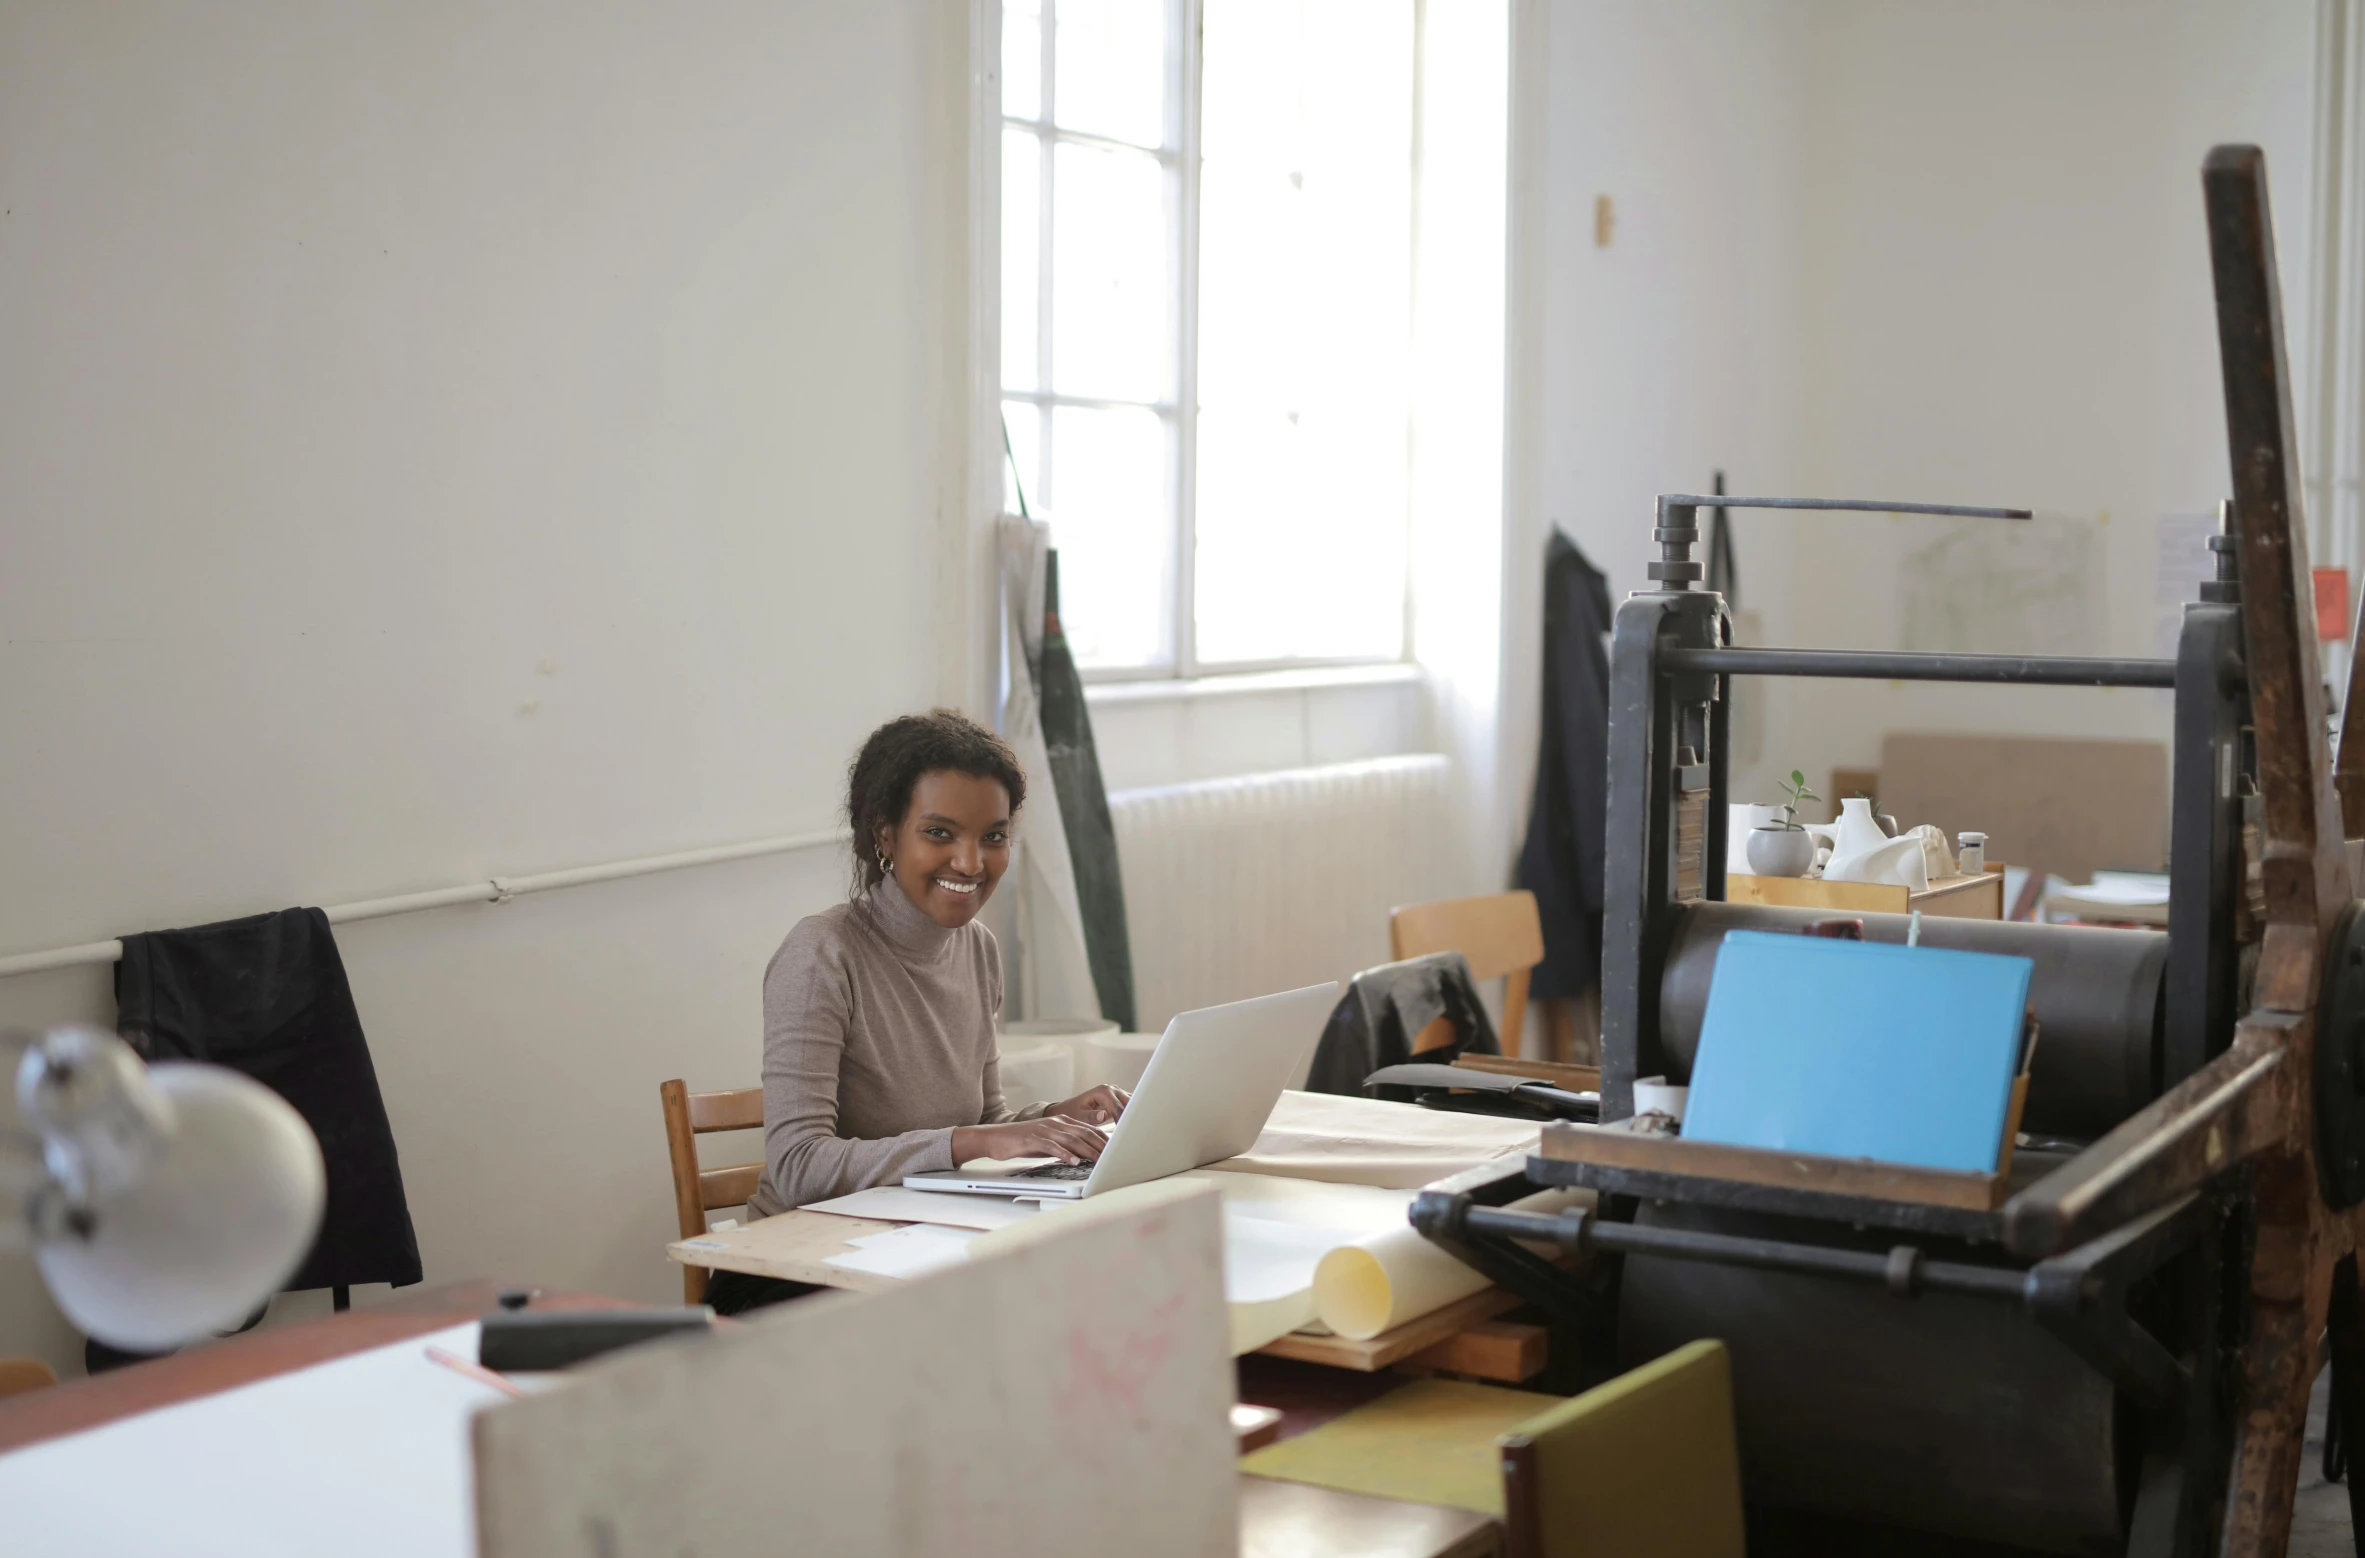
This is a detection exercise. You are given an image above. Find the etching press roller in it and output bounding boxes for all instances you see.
[1412,146,2365,1558]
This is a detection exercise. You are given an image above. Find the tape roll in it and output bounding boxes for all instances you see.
[995,1040,1074,1111]
[1087,1032,1162,1091]
[997,1017,1118,1088]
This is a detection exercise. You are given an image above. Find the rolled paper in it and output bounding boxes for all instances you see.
[1310,1187,1589,1340]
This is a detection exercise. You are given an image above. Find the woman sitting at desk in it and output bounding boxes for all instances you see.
[710,710,1126,1315]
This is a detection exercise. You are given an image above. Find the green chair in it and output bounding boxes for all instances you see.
[1241,1338,1745,1557]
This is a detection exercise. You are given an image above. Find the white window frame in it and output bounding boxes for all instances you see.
[1001,0,1415,684]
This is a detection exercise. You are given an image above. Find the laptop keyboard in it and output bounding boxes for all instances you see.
[1015,1162,1093,1181]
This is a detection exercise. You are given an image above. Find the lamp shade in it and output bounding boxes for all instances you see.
[36,1063,326,1350]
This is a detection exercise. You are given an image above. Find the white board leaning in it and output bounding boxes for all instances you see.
[473,1178,1236,1558]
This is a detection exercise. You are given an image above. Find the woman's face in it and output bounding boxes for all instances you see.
[878,769,1013,929]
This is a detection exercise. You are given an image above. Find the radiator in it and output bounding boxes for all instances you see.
[1109,754,1454,1036]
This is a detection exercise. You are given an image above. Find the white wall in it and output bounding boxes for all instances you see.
[1087,672,1424,793]
[0,0,979,1373]
[1783,0,2320,784]
[1520,0,1814,818]
[1521,0,2320,827]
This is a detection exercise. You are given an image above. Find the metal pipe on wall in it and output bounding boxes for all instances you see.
[0,828,850,980]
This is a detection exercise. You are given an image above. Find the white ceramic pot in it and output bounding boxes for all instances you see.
[1725,803,1786,876]
[1746,825,1816,878]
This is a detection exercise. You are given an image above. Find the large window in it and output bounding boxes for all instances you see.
[1001,0,1415,677]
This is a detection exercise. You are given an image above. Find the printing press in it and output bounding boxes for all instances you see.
[1411,146,2365,1556]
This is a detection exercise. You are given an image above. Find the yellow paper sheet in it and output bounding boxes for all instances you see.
[1239,1379,1562,1515]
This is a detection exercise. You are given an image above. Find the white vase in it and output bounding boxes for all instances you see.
[1834,797,1888,859]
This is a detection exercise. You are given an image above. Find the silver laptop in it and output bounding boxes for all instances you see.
[904,981,1339,1200]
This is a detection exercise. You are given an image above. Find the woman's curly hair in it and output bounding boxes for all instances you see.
[845,709,1027,893]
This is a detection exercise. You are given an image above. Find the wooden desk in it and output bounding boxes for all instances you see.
[0,1276,1494,1557]
[672,1206,1548,1379]
[0,1279,629,1455]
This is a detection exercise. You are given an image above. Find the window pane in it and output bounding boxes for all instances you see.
[1194,0,1414,664]
[1046,404,1172,668]
[1002,128,1041,392]
[1003,400,1044,518]
[1050,139,1171,403]
[1003,0,1042,121]
[1053,0,1168,148]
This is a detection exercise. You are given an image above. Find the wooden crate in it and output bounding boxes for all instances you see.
[1727,868,2003,920]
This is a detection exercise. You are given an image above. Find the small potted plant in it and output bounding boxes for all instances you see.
[1746,770,1821,877]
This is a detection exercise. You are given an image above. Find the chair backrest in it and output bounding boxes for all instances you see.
[0,1357,57,1401]
[658,1080,764,1305]
[1390,891,1546,1057]
[1500,1338,1745,1558]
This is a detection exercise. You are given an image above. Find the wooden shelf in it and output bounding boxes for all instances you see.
[1256,1286,1526,1373]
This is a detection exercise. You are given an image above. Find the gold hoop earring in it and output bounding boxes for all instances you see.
[877,851,894,877]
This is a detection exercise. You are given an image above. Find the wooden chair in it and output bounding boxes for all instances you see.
[1240,1339,1744,1558]
[0,1357,57,1400]
[1390,890,1547,1059]
[658,1079,765,1305]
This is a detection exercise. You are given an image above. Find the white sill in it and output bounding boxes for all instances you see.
[1083,661,1423,706]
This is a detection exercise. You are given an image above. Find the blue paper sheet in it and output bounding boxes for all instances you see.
[1681,931,2033,1173]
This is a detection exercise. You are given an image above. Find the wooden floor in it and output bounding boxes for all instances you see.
[2295,1368,2358,1557]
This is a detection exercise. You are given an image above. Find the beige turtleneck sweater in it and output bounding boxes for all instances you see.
[748,878,1048,1214]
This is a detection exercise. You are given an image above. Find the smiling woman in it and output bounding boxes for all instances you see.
[708,711,1130,1315]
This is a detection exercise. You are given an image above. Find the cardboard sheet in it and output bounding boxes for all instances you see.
[0,1322,497,1558]
[481,1184,1239,1558]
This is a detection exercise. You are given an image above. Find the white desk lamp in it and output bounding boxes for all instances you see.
[7,1025,326,1350]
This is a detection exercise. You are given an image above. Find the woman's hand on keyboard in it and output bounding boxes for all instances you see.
[1041,1084,1129,1127]
[951,1116,1109,1166]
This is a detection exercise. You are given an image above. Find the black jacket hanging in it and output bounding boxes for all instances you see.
[1305,952,1500,1096]
[115,907,423,1292]
[1515,531,1614,1001]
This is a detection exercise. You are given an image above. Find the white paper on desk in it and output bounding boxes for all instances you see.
[823,1221,981,1278]
[0,1321,497,1558]
[1222,1213,1363,1353]
[1217,1090,1541,1188]
[803,1184,1046,1231]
